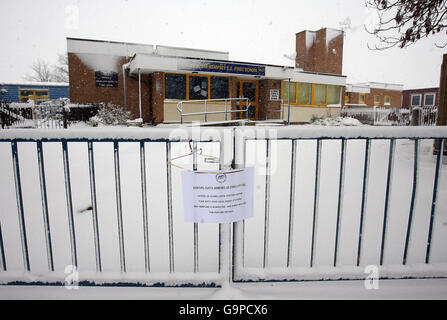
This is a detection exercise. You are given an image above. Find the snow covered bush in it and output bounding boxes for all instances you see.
[308,114,362,126]
[87,103,131,126]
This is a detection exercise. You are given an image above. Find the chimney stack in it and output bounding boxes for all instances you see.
[295,28,344,75]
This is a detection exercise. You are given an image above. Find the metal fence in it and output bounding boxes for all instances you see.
[231,127,447,282]
[0,126,447,287]
[341,107,411,126]
[1,101,100,129]
[0,128,230,287]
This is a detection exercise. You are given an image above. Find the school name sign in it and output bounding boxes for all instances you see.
[178,59,265,76]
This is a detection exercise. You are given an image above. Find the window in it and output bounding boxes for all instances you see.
[345,92,349,104]
[359,94,366,104]
[189,75,208,100]
[424,93,435,106]
[411,94,421,107]
[281,82,341,106]
[327,85,340,105]
[210,77,229,99]
[313,84,326,105]
[297,83,311,104]
[282,81,296,103]
[164,73,186,100]
[19,89,49,104]
[384,95,391,105]
[164,73,230,100]
[374,95,380,105]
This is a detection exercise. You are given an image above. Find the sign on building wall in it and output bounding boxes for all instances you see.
[179,59,265,76]
[270,89,280,101]
[95,71,119,87]
[181,168,254,223]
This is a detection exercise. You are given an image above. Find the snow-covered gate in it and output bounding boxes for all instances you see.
[1,126,447,288]
[0,127,233,287]
[232,127,447,283]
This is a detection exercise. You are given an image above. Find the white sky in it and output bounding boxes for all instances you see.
[0,0,446,89]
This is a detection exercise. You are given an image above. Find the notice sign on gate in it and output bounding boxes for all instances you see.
[181,168,254,223]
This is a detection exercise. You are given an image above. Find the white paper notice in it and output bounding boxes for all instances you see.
[181,168,254,223]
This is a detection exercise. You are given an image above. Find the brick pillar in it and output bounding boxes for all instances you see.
[435,54,447,154]
[437,54,447,126]
[151,72,164,125]
[259,79,281,120]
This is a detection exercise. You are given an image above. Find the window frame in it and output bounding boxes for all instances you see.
[163,72,230,101]
[384,95,391,105]
[374,95,380,105]
[280,81,341,107]
[188,74,210,100]
[359,94,366,105]
[424,93,436,107]
[411,93,422,107]
[19,89,49,104]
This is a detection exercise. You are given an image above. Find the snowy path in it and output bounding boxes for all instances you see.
[1,278,447,299]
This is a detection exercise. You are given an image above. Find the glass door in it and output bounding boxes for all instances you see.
[237,80,258,120]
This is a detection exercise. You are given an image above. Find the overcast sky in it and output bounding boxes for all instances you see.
[1,0,446,89]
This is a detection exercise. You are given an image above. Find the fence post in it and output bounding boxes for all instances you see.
[63,108,68,129]
[411,107,421,126]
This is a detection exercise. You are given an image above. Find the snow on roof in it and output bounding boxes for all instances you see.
[67,37,229,61]
[0,81,68,87]
[325,28,344,46]
[353,82,403,91]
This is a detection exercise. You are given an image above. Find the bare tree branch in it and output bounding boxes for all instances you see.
[365,0,447,50]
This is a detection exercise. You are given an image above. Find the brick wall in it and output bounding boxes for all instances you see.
[402,88,439,108]
[296,28,343,75]
[347,89,402,108]
[258,79,281,120]
[68,53,151,122]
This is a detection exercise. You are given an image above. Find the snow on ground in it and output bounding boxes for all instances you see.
[0,124,447,298]
[1,278,447,299]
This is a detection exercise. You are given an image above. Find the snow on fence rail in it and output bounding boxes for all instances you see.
[0,126,447,287]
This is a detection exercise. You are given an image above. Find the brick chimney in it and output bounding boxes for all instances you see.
[295,28,344,75]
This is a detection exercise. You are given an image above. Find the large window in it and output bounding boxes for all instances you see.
[313,84,326,105]
[19,89,49,104]
[327,85,340,105]
[282,81,296,103]
[384,95,391,105]
[164,74,186,100]
[164,73,230,100]
[281,82,341,106]
[424,93,435,106]
[189,75,208,100]
[298,83,311,104]
[411,94,421,107]
[210,77,229,99]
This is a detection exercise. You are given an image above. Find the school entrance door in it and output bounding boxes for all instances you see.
[236,80,258,120]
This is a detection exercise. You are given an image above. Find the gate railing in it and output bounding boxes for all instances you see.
[1,126,447,287]
[176,98,251,124]
[0,128,232,287]
[232,126,447,282]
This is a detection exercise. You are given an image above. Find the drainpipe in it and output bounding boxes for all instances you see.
[287,78,291,125]
[122,62,130,111]
[138,68,142,120]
